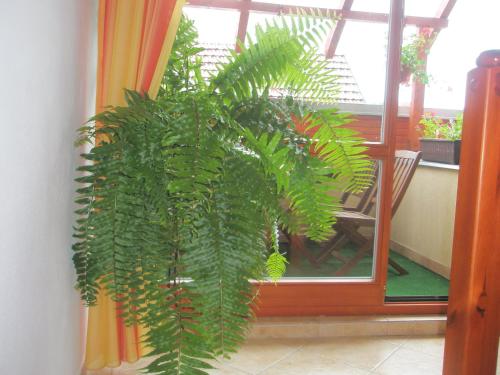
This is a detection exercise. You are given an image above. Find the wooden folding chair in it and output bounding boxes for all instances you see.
[316,150,422,276]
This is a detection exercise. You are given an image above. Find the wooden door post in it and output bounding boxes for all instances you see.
[443,50,500,375]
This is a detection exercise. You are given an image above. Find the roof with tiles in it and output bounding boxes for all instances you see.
[197,43,365,104]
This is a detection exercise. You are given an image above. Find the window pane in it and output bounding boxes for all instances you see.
[351,0,389,14]
[183,7,240,45]
[282,160,381,280]
[405,0,442,17]
[257,0,342,7]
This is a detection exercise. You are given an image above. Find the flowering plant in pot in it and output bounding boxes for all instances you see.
[400,29,435,85]
[419,112,463,164]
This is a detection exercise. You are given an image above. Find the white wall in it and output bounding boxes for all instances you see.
[0,1,97,374]
[391,165,459,278]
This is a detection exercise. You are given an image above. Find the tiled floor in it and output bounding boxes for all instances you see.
[88,335,453,375]
[86,336,500,375]
[208,336,445,375]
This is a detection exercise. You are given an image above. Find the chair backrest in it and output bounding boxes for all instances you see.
[391,150,422,215]
[341,150,422,217]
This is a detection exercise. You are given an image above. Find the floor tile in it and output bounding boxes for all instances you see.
[372,346,443,375]
[297,337,402,371]
[207,364,251,374]
[401,335,444,358]
[248,322,320,339]
[259,347,372,375]
[216,338,300,374]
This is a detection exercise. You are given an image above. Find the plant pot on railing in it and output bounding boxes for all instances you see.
[418,112,463,165]
[419,138,461,165]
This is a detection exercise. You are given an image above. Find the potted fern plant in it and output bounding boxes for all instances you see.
[419,112,463,164]
[73,15,371,375]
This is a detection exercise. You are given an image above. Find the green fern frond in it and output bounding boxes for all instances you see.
[266,251,288,283]
[286,157,343,241]
[183,154,270,357]
[162,93,225,204]
[142,285,215,375]
[240,129,294,193]
[306,109,373,192]
[210,12,334,103]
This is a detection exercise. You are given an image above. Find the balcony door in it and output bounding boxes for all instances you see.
[256,0,444,316]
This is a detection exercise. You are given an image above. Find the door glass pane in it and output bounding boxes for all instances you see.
[282,160,381,279]
[336,21,390,142]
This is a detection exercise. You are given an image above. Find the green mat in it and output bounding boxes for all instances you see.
[282,242,449,297]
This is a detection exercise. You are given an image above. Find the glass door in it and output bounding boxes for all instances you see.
[185,0,450,315]
[256,0,405,316]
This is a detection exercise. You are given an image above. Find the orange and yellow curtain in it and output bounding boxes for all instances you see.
[85,0,184,370]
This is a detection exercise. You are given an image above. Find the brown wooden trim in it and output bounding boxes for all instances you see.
[256,306,446,316]
[186,0,448,28]
[374,0,404,294]
[253,276,446,317]
[324,0,353,58]
[254,292,447,316]
[254,281,384,316]
[436,0,458,19]
[443,50,500,375]
[363,143,390,158]
[235,0,250,52]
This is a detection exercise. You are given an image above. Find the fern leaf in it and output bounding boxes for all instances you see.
[266,251,288,283]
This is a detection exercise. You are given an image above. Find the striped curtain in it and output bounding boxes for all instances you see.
[85,0,184,369]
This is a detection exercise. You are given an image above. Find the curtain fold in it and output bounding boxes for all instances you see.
[85,0,184,370]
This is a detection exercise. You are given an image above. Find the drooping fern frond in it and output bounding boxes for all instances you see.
[74,91,168,307]
[162,93,225,204]
[210,12,337,103]
[143,284,215,375]
[286,157,344,241]
[305,109,374,192]
[266,251,288,283]
[160,16,204,96]
[273,48,340,104]
[265,220,288,283]
[240,129,294,194]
